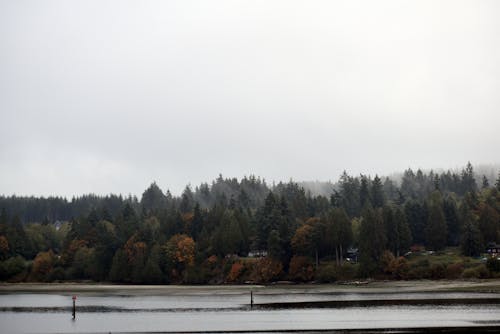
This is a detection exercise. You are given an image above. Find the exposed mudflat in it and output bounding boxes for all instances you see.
[1,280,500,295]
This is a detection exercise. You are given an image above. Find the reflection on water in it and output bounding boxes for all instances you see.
[0,291,499,333]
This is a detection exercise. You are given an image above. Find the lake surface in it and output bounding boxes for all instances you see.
[0,285,499,333]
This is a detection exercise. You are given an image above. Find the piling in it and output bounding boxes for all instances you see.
[250,290,253,309]
[72,295,76,319]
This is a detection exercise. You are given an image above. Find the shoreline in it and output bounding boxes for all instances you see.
[1,279,500,295]
[71,326,500,334]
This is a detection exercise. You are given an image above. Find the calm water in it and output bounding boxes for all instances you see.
[0,290,499,333]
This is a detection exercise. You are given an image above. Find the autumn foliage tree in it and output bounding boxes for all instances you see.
[31,250,55,280]
[227,261,245,282]
[165,234,195,281]
[251,257,283,283]
[288,255,314,282]
[123,234,148,282]
[291,223,315,256]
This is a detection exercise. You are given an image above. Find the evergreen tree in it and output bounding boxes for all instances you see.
[433,175,440,191]
[461,205,483,257]
[482,176,489,189]
[359,206,386,276]
[478,204,499,244]
[179,186,194,213]
[443,198,461,246]
[116,203,139,243]
[384,205,412,257]
[267,230,282,259]
[190,203,204,240]
[330,190,342,208]
[461,162,477,194]
[256,192,279,250]
[276,196,295,265]
[93,220,119,280]
[383,205,398,255]
[108,249,129,282]
[0,209,8,240]
[212,210,244,256]
[404,200,427,245]
[394,207,412,256]
[425,195,447,251]
[140,182,166,214]
[143,244,164,284]
[383,177,399,202]
[371,175,384,208]
[339,171,361,218]
[331,207,353,265]
[359,175,371,208]
[7,215,32,258]
[275,182,308,219]
[401,168,417,199]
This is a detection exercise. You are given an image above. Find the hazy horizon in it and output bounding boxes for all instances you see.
[0,162,497,199]
[1,1,499,198]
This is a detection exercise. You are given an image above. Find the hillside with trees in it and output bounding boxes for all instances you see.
[0,163,499,283]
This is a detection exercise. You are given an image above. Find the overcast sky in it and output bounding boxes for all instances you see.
[1,0,499,198]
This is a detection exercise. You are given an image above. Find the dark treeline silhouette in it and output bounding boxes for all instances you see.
[0,162,499,283]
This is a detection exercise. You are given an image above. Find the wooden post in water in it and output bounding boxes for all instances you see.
[72,295,76,319]
[250,290,253,309]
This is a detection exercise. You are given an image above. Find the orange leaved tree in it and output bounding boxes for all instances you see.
[164,234,195,281]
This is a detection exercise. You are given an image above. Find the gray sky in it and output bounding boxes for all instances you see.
[1,0,499,197]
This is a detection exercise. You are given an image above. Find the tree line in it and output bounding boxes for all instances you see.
[0,162,499,283]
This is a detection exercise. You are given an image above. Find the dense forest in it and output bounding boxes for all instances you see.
[0,162,499,283]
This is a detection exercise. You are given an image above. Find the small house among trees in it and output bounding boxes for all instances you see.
[486,243,500,257]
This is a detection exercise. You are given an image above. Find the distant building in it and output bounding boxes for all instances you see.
[346,247,358,262]
[248,250,268,257]
[486,243,500,257]
[53,221,64,230]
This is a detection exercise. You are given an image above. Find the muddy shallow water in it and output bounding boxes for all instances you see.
[0,283,499,333]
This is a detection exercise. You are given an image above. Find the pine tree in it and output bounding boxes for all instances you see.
[371,175,384,208]
[256,192,278,250]
[179,186,194,213]
[383,205,398,255]
[425,194,447,251]
[482,175,489,189]
[461,162,477,194]
[395,207,412,256]
[267,230,282,259]
[404,200,427,245]
[7,215,32,258]
[108,249,129,282]
[339,171,361,217]
[443,198,461,246]
[478,204,499,244]
[323,208,353,266]
[359,206,386,276]
[142,244,164,284]
[461,211,483,257]
[190,203,203,240]
[425,205,447,251]
[384,205,412,257]
[140,182,166,213]
[359,175,371,208]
